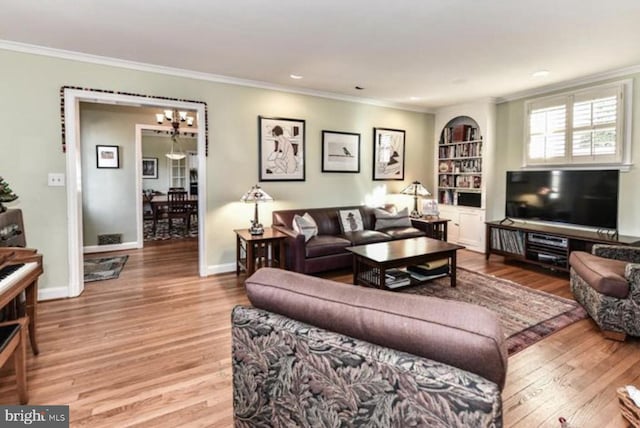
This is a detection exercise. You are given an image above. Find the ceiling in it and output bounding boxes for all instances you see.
[2,0,640,110]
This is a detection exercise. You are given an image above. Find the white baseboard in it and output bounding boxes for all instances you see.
[207,262,236,275]
[83,241,140,254]
[38,286,69,301]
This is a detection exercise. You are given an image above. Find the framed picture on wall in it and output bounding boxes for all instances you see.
[142,157,158,179]
[372,128,405,180]
[96,145,120,169]
[321,130,361,173]
[258,116,305,181]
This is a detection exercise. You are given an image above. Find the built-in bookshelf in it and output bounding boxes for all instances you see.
[437,117,483,207]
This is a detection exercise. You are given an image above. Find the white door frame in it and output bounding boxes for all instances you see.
[64,88,208,298]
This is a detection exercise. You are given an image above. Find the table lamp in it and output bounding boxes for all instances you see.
[400,180,431,218]
[240,184,273,235]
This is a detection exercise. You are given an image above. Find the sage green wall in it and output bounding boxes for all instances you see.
[492,73,640,236]
[0,48,434,293]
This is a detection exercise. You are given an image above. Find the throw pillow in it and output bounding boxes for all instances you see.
[338,209,364,233]
[374,207,412,230]
[292,213,318,242]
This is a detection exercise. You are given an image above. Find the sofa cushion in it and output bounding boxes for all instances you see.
[342,230,392,246]
[292,213,318,242]
[338,209,364,233]
[245,268,508,390]
[569,251,629,298]
[305,235,352,258]
[382,226,425,240]
[374,207,412,230]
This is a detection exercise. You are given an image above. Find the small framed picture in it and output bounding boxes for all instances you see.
[142,157,158,179]
[258,116,305,181]
[96,145,120,169]
[373,128,405,180]
[422,199,439,217]
[322,130,360,173]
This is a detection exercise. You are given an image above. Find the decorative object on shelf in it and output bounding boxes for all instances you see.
[321,130,361,173]
[373,128,405,180]
[96,145,120,168]
[241,184,274,235]
[400,181,431,218]
[0,177,18,213]
[259,116,306,181]
[142,157,158,179]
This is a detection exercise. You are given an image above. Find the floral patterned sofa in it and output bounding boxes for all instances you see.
[569,244,640,340]
[232,268,508,427]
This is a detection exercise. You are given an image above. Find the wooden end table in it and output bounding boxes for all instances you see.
[410,217,449,241]
[234,227,287,276]
[346,237,464,289]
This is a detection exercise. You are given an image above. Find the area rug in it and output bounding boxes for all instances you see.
[400,267,588,355]
[144,218,198,241]
[84,255,129,283]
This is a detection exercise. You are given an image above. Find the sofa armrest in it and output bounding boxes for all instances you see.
[232,306,503,427]
[592,245,640,263]
[272,225,306,272]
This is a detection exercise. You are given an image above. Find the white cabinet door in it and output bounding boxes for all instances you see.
[438,205,459,244]
[458,208,485,252]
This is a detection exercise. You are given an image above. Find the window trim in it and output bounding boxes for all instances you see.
[523,79,633,170]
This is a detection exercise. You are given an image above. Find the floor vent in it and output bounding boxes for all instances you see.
[98,233,122,245]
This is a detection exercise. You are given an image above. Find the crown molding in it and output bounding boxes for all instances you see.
[0,39,433,114]
[496,64,640,103]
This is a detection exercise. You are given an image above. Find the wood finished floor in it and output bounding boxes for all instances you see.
[0,238,637,427]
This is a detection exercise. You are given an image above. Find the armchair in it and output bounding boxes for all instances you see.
[569,244,640,341]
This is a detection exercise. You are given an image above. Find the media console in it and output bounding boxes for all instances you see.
[485,220,640,272]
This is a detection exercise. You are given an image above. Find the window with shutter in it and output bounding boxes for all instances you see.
[523,80,631,167]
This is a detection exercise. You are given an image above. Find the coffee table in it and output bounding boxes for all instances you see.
[346,237,465,289]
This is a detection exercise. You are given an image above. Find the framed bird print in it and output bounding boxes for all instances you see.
[321,130,361,173]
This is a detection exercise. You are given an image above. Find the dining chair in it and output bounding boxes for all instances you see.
[167,190,191,235]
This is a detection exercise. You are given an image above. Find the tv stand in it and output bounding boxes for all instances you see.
[485,220,640,272]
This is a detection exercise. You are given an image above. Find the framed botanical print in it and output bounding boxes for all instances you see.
[142,157,158,179]
[259,116,305,181]
[321,130,361,173]
[96,145,120,169]
[372,128,405,180]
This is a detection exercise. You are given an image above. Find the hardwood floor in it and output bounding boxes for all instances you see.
[0,240,637,427]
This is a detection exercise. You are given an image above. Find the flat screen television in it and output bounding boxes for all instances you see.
[505,170,619,229]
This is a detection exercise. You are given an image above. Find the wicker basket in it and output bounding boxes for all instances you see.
[617,387,640,427]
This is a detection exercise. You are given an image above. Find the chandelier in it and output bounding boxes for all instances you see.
[155,109,194,160]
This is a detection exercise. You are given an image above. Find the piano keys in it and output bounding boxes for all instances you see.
[0,247,43,355]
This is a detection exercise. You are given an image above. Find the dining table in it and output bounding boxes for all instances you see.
[147,194,198,234]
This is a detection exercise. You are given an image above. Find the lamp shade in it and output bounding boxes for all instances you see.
[400,181,430,197]
[241,184,274,203]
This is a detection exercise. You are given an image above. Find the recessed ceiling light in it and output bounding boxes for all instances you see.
[410,97,421,101]
[532,70,550,78]
[289,74,303,79]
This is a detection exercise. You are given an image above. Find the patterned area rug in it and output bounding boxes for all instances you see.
[84,255,129,283]
[401,267,588,355]
[144,218,198,241]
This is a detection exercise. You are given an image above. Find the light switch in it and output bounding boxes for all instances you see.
[48,173,65,187]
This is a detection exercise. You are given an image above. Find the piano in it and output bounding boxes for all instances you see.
[0,247,43,355]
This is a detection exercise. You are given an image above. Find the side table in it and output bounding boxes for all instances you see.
[234,227,287,276]
[410,217,449,241]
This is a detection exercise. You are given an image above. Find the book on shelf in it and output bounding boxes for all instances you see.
[406,264,449,277]
[384,268,412,288]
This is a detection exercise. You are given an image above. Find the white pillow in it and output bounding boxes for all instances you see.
[292,213,318,242]
[374,207,412,230]
[338,209,364,233]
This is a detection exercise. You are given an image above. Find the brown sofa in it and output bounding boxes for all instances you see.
[232,268,508,426]
[272,205,425,273]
